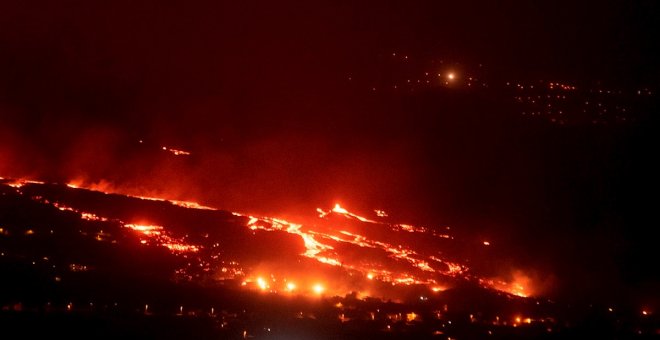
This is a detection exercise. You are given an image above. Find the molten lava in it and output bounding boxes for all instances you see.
[1,177,535,299]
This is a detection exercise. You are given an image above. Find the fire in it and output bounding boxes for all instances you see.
[257,277,268,290]
[125,224,163,235]
[239,204,487,292]
[332,203,348,214]
[245,216,334,259]
[317,203,377,223]
[66,180,82,189]
[163,243,199,252]
[374,209,388,217]
[124,224,199,253]
[2,177,539,299]
[286,282,297,291]
[480,271,533,298]
[81,212,108,221]
[275,211,453,284]
[161,146,191,156]
[66,179,214,210]
[313,283,325,294]
[4,178,45,188]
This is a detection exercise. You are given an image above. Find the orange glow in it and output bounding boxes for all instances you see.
[169,200,215,210]
[481,271,533,297]
[317,203,377,223]
[313,283,325,294]
[406,312,418,322]
[125,224,199,253]
[5,179,45,188]
[374,209,388,217]
[332,203,348,214]
[125,224,162,235]
[66,180,82,189]
[81,212,108,221]
[163,243,199,252]
[66,180,214,210]
[257,277,268,290]
[161,146,191,156]
[399,224,416,232]
[2,177,540,300]
[233,204,499,293]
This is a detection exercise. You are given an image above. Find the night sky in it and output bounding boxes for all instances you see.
[1,1,659,303]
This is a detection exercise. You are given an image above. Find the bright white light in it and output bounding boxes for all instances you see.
[257,277,268,290]
[313,284,324,294]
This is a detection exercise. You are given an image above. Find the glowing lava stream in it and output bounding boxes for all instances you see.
[244,216,332,259]
[1,178,532,297]
[236,205,468,287]
[317,203,378,223]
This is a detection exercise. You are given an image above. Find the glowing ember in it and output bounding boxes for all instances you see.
[125,224,163,236]
[374,209,388,217]
[163,243,199,252]
[480,275,531,298]
[81,212,108,221]
[162,146,191,156]
[124,224,198,253]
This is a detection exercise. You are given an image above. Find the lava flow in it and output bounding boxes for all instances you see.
[1,177,534,299]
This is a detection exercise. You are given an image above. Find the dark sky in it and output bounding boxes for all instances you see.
[1,1,659,302]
